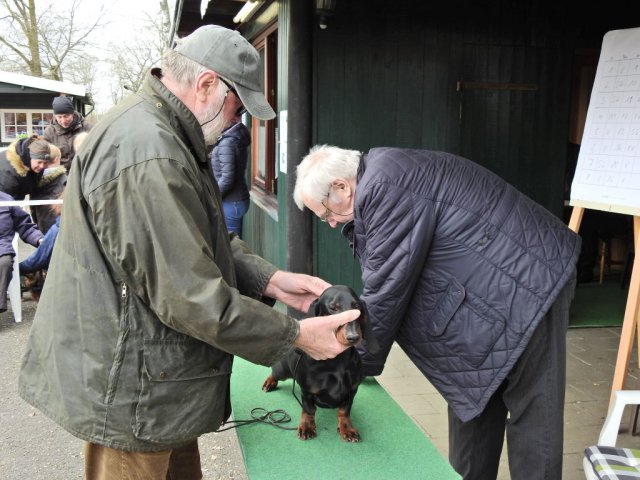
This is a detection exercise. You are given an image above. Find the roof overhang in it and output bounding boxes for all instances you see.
[0,71,86,98]
[171,0,254,41]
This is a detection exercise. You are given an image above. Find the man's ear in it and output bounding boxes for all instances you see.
[331,179,348,191]
[330,178,353,199]
[195,71,217,102]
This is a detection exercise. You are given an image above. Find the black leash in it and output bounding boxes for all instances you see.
[217,407,297,432]
[217,351,306,432]
[290,350,305,410]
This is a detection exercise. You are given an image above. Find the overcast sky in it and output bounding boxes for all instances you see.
[47,0,172,112]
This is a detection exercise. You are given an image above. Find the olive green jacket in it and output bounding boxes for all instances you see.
[19,70,299,452]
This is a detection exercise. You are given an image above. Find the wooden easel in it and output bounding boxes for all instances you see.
[569,206,640,401]
[566,26,640,402]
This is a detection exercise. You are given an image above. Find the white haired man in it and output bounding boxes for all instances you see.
[19,27,358,479]
[293,145,580,480]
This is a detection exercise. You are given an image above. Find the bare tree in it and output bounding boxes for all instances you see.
[0,0,43,75]
[108,0,170,103]
[0,0,104,81]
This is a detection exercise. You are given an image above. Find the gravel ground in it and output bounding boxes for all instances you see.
[0,262,248,479]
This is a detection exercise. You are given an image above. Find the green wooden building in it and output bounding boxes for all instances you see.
[174,0,640,305]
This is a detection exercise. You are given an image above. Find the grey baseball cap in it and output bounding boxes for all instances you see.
[175,25,276,121]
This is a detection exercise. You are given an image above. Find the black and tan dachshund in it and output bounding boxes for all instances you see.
[262,285,379,442]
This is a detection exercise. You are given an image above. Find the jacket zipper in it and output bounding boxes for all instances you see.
[104,282,130,406]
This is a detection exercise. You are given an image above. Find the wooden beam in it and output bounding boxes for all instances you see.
[456,81,539,91]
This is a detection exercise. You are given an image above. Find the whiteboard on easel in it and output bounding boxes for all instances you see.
[570,27,640,216]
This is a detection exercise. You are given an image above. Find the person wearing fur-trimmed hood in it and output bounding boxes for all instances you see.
[31,165,67,234]
[0,135,54,200]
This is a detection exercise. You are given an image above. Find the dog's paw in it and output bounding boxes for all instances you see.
[338,427,361,442]
[261,375,278,392]
[298,412,317,440]
[338,416,361,442]
[297,423,317,440]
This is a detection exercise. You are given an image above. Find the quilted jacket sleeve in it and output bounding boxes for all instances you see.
[357,180,436,376]
[11,205,43,247]
[211,137,236,198]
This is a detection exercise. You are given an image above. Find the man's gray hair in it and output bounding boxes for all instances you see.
[161,46,209,88]
[293,145,361,210]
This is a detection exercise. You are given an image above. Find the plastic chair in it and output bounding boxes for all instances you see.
[584,390,640,479]
[7,233,22,322]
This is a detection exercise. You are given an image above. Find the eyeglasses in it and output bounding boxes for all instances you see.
[219,77,247,117]
[319,200,353,222]
[318,192,355,223]
[319,201,333,222]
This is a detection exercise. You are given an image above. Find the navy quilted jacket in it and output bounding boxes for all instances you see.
[0,191,43,257]
[211,122,251,202]
[346,148,581,422]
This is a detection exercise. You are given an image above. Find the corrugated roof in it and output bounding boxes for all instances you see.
[0,71,86,97]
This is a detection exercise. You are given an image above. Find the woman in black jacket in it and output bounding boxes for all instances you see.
[0,135,54,200]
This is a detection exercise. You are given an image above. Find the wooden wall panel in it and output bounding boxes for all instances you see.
[310,0,640,286]
[242,0,640,288]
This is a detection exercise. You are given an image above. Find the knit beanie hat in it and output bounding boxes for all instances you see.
[52,96,74,114]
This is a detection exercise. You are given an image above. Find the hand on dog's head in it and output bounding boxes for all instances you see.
[310,285,380,355]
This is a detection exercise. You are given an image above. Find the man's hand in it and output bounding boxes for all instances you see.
[293,309,361,360]
[263,270,331,312]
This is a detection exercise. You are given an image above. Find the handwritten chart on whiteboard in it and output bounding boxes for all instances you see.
[570,27,640,215]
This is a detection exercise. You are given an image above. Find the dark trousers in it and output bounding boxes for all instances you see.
[0,254,14,312]
[448,273,575,480]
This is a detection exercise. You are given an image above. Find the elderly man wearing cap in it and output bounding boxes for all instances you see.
[44,95,92,172]
[18,25,358,479]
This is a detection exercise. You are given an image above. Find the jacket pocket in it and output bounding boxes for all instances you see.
[418,277,506,369]
[445,290,507,368]
[134,339,232,444]
[424,277,466,336]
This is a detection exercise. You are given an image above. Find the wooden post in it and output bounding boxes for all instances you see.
[568,206,584,234]
[635,218,640,368]
[610,216,640,398]
[568,208,640,402]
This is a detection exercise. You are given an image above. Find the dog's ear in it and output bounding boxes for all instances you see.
[309,297,321,316]
[359,300,380,355]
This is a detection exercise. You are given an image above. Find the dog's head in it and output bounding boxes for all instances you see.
[311,285,380,355]
[23,271,45,302]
